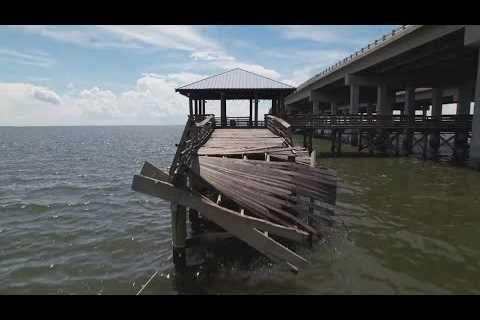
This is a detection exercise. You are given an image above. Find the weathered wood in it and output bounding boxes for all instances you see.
[186,232,234,247]
[141,161,170,181]
[132,175,309,268]
[131,175,311,244]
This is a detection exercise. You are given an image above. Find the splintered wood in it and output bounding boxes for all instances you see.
[132,116,338,271]
[198,129,307,158]
[192,156,336,237]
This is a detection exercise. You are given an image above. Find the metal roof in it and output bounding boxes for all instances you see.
[176,68,295,91]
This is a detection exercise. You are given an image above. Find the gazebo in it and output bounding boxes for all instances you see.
[175,68,296,127]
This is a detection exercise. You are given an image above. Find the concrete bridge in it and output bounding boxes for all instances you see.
[284,25,480,167]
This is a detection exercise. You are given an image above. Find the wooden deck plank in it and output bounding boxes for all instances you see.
[198,128,298,157]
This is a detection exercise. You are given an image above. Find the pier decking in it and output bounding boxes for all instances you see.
[198,128,307,159]
[131,69,338,272]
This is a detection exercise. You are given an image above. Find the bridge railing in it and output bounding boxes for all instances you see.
[297,25,415,91]
[284,114,473,131]
[265,114,293,146]
[214,116,265,128]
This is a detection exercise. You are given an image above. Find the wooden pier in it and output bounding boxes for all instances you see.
[287,114,473,161]
[131,69,338,272]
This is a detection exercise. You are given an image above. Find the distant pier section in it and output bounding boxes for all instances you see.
[284,25,480,165]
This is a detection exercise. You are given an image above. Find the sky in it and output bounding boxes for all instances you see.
[0,25,397,126]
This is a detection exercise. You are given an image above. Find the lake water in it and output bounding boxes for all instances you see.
[1,126,480,294]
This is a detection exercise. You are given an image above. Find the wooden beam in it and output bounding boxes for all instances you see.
[249,99,253,126]
[140,161,170,181]
[132,175,309,269]
[131,175,311,245]
[186,232,234,247]
[254,98,259,126]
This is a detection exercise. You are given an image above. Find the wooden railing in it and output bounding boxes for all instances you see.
[285,114,473,132]
[265,114,293,146]
[169,114,216,178]
[214,117,265,128]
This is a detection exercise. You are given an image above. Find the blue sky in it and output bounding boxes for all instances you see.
[0,25,396,125]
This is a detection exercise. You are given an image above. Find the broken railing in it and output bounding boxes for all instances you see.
[265,114,294,146]
[132,113,337,272]
[169,114,216,179]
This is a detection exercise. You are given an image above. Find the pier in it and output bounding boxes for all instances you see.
[132,69,337,272]
[285,25,480,167]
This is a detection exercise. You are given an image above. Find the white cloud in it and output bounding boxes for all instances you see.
[97,25,219,52]
[11,25,142,49]
[11,25,283,80]
[11,25,218,52]
[0,72,210,126]
[280,25,371,46]
[0,48,54,68]
[32,87,61,105]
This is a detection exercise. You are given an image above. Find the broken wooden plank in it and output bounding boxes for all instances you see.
[131,175,311,244]
[131,174,310,269]
[141,161,170,181]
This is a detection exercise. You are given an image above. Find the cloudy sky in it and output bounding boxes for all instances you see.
[0,25,396,126]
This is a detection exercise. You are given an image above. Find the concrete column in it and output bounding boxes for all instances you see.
[313,101,320,114]
[376,84,394,154]
[221,93,226,127]
[404,86,416,116]
[350,84,360,114]
[431,88,443,117]
[454,86,472,161]
[377,84,393,115]
[194,99,198,115]
[430,88,443,159]
[470,50,480,165]
[457,86,472,115]
[330,101,337,115]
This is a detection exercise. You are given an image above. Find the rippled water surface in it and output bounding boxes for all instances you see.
[1,126,480,294]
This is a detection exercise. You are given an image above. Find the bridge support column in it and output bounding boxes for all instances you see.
[403,86,416,155]
[429,88,443,160]
[313,101,320,114]
[350,84,360,146]
[470,50,480,167]
[455,85,472,161]
[330,101,337,115]
[377,84,394,154]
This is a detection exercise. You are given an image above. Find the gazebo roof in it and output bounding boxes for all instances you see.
[176,68,295,100]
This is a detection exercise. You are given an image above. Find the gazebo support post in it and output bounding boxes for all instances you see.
[254,97,259,127]
[189,97,193,116]
[221,93,227,127]
[249,99,253,127]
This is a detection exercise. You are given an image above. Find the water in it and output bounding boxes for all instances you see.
[1,127,480,294]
